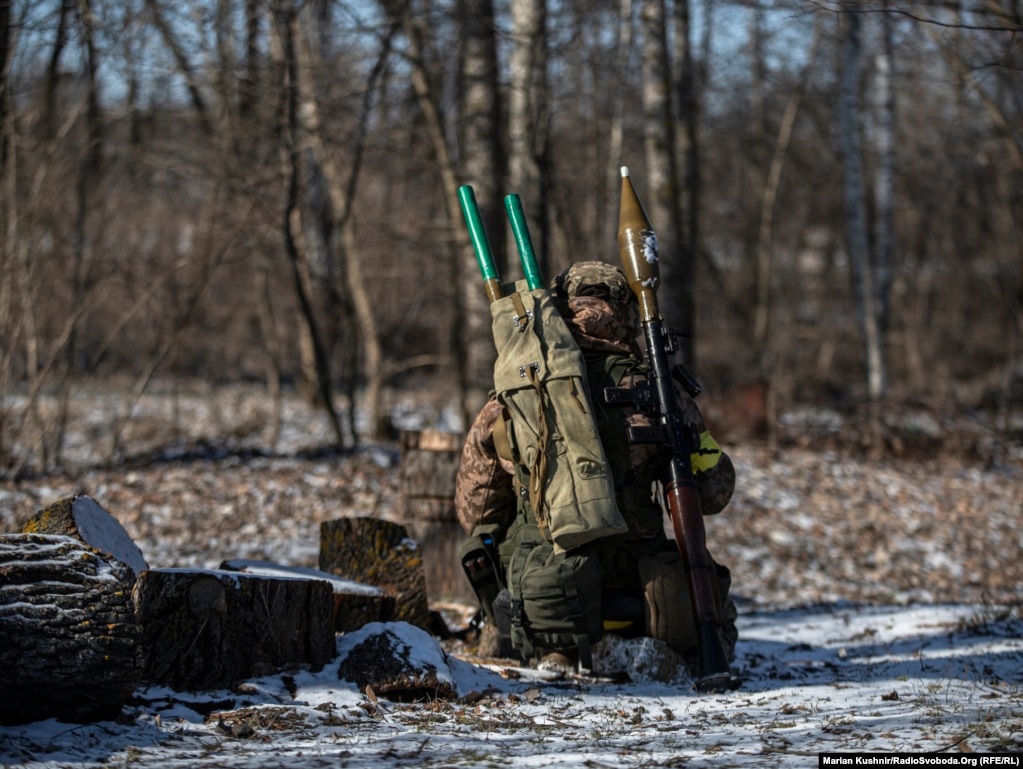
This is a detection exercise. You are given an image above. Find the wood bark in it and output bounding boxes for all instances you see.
[0,534,142,725]
[220,558,397,633]
[21,494,149,578]
[507,0,550,277]
[133,568,335,690]
[275,5,345,446]
[319,517,432,631]
[640,0,686,351]
[457,0,504,420]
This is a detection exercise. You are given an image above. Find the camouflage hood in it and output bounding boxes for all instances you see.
[550,262,642,357]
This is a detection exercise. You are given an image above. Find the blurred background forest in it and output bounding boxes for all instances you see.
[1,0,1021,477]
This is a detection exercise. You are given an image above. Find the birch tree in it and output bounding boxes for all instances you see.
[839,8,887,402]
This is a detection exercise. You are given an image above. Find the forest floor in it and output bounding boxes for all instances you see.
[0,382,1021,767]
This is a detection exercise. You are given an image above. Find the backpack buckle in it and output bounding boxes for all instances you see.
[519,362,540,378]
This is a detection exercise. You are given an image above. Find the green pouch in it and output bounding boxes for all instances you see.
[505,526,604,666]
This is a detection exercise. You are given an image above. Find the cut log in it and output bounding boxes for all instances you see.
[399,429,463,521]
[399,430,474,604]
[336,621,457,701]
[219,558,396,632]
[319,517,431,631]
[22,495,148,579]
[133,568,335,690]
[0,534,143,725]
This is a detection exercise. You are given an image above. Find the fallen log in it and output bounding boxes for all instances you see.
[0,534,143,725]
[133,568,335,690]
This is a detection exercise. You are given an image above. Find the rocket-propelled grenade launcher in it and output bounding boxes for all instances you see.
[616,166,741,693]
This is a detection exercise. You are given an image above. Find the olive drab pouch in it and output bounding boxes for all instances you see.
[504,524,604,668]
[638,549,730,656]
[458,524,505,626]
[490,281,628,552]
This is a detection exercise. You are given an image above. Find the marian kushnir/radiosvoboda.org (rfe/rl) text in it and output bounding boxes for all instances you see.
[818,753,1021,767]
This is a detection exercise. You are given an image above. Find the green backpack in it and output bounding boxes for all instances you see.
[487,281,630,666]
[490,281,628,551]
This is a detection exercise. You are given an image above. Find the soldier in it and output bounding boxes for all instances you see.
[455,260,738,675]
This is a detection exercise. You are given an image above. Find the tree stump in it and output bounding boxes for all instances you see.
[21,494,149,579]
[319,517,432,631]
[0,534,143,725]
[399,430,474,604]
[133,568,335,690]
[337,622,457,702]
[219,558,396,633]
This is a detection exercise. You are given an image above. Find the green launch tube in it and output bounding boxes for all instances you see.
[504,194,543,291]
[458,185,502,304]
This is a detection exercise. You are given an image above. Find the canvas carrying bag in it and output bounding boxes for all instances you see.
[490,281,628,553]
[638,549,731,655]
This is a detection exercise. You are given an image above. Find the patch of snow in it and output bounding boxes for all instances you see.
[71,496,149,575]
[220,559,384,596]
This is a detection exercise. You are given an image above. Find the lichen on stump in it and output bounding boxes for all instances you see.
[0,534,143,725]
[319,518,431,631]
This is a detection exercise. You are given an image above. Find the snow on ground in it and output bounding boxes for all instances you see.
[1,385,1022,766]
[1,604,1021,767]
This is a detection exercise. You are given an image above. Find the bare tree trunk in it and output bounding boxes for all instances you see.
[275,4,344,446]
[753,23,821,352]
[640,0,686,351]
[872,7,895,345]
[145,0,212,134]
[1,0,15,469]
[58,0,103,468]
[840,9,886,403]
[293,12,398,441]
[672,0,699,370]
[41,0,72,142]
[507,0,550,277]
[606,0,633,250]
[388,3,470,429]
[458,0,504,421]
[0,0,9,158]
[255,261,283,448]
